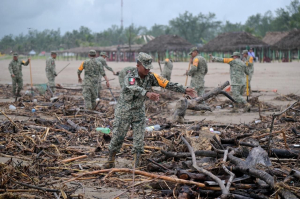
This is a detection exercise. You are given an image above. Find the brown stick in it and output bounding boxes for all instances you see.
[65,168,206,188]
[61,155,87,163]
[0,110,19,128]
[181,136,229,198]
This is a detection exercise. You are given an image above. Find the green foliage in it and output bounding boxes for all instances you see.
[0,0,299,53]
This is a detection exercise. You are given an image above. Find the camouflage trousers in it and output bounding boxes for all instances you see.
[83,85,97,110]
[190,77,205,97]
[109,111,146,154]
[232,85,247,104]
[97,75,103,98]
[247,69,254,94]
[46,75,56,92]
[12,76,23,94]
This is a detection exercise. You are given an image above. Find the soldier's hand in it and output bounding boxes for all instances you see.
[185,88,197,98]
[28,58,31,62]
[186,70,189,75]
[11,74,15,78]
[106,81,110,88]
[146,92,160,102]
[209,54,212,57]
[78,78,82,83]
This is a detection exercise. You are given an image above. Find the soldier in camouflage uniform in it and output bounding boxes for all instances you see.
[210,52,251,112]
[45,51,57,92]
[96,52,115,98]
[8,53,30,96]
[104,52,196,169]
[187,47,208,97]
[242,50,254,94]
[160,58,173,81]
[78,50,110,110]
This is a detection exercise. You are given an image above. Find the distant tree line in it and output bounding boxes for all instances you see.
[0,0,299,54]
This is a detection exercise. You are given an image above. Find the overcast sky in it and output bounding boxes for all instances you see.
[0,0,291,39]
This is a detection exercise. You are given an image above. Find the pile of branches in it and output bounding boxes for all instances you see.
[0,84,299,198]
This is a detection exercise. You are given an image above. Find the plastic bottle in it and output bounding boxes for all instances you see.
[32,109,36,113]
[145,125,160,132]
[216,106,222,109]
[9,105,16,111]
[96,127,111,134]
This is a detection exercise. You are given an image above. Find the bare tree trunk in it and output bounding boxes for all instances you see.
[172,81,230,123]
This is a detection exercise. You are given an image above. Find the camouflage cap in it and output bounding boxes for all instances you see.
[13,53,18,56]
[188,47,198,55]
[242,50,248,54]
[137,52,153,69]
[89,50,96,56]
[231,52,241,57]
[100,52,108,57]
[51,51,57,55]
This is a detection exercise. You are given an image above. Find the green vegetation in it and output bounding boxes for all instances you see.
[0,0,299,54]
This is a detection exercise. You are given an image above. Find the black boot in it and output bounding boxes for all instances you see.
[103,151,116,169]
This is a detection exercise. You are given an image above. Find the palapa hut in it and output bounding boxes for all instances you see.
[138,35,193,61]
[58,44,142,62]
[202,32,269,62]
[262,31,290,62]
[272,30,300,62]
[262,31,289,46]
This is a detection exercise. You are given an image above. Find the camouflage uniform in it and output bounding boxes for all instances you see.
[242,51,254,94]
[188,55,208,97]
[78,51,106,109]
[212,54,249,105]
[160,58,173,81]
[109,53,187,154]
[96,52,114,97]
[45,53,57,92]
[118,66,133,89]
[8,53,29,95]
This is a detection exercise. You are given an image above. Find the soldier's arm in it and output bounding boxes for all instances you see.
[124,73,148,96]
[248,56,254,67]
[200,58,208,75]
[53,62,57,76]
[151,73,186,94]
[212,57,234,64]
[77,61,84,83]
[46,59,53,74]
[244,64,250,76]
[22,59,30,66]
[8,62,14,76]
[187,57,199,76]
[102,59,114,73]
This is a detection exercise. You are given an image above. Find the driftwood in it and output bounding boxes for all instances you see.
[227,152,298,199]
[172,81,230,122]
[181,136,230,199]
[66,168,206,188]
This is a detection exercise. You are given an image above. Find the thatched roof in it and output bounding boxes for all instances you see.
[138,35,193,53]
[262,31,289,45]
[273,30,300,50]
[58,44,142,53]
[202,32,268,52]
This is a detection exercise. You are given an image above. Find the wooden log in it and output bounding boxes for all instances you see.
[67,168,206,187]
[172,81,230,122]
[270,148,299,159]
[176,170,208,181]
[227,153,298,199]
